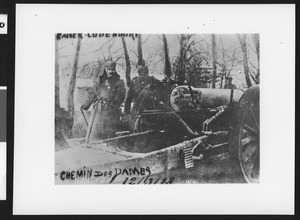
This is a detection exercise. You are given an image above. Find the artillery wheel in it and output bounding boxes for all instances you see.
[229,86,259,183]
[130,83,168,132]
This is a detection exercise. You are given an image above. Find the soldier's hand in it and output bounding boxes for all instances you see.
[81,104,88,111]
[187,101,196,109]
[121,113,131,123]
[99,98,109,110]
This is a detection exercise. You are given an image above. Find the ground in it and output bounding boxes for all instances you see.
[161,153,245,184]
[55,142,245,184]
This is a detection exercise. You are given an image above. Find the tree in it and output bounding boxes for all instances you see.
[217,37,240,88]
[121,36,131,87]
[211,34,217,88]
[67,37,81,124]
[219,49,226,89]
[172,34,212,88]
[55,35,69,148]
[137,34,144,66]
[55,37,60,108]
[251,34,260,84]
[237,34,252,88]
[175,34,188,84]
[162,34,172,78]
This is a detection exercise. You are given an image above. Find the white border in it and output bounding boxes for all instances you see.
[0,142,6,200]
[14,4,295,214]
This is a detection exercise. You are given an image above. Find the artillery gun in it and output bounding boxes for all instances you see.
[57,80,259,184]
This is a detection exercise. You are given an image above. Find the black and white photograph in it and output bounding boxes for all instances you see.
[55,33,260,184]
[14,4,294,214]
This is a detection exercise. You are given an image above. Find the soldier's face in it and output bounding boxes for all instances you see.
[107,69,115,77]
[225,79,232,85]
[138,71,148,78]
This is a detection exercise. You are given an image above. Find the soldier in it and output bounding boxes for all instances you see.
[81,60,125,140]
[124,65,156,115]
[223,75,237,89]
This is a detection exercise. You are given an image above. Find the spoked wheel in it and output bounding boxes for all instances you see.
[229,86,259,183]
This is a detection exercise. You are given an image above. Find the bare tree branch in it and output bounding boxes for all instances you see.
[130,50,138,58]
[142,34,151,45]
[80,38,115,57]
[249,60,258,71]
[111,47,124,56]
[247,43,257,54]
[115,55,123,63]
[249,69,259,84]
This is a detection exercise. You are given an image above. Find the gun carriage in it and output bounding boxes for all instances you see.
[57,80,259,184]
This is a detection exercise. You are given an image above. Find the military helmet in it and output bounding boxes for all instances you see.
[138,65,149,74]
[226,75,233,80]
[106,60,116,70]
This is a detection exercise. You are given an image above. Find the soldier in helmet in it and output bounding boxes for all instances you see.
[124,65,156,115]
[223,75,237,89]
[81,60,126,140]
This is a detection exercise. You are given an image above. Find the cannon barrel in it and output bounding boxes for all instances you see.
[170,86,244,111]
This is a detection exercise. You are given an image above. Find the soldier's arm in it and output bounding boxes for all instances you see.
[81,87,97,111]
[109,80,126,110]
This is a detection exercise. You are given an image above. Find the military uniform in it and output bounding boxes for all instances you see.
[124,75,155,114]
[223,76,237,89]
[82,72,125,140]
[223,83,237,89]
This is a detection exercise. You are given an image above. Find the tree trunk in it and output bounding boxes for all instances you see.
[162,34,172,78]
[220,65,225,89]
[137,34,144,66]
[55,35,68,148]
[220,47,226,89]
[121,36,131,87]
[253,34,260,83]
[67,37,81,118]
[55,36,60,108]
[238,34,252,88]
[177,34,186,84]
[211,34,217,88]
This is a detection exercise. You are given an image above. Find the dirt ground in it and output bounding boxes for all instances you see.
[56,142,245,184]
[160,153,246,184]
